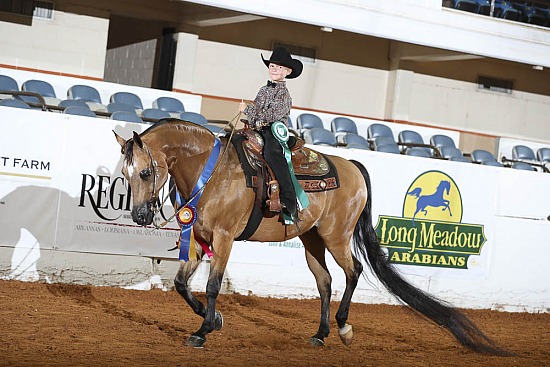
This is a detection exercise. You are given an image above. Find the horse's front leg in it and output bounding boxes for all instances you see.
[186,238,233,348]
[443,200,453,216]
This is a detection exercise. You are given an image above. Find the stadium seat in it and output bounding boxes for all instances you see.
[341,133,370,150]
[110,92,143,110]
[536,148,550,164]
[152,97,185,117]
[67,84,106,112]
[398,130,433,156]
[67,84,102,103]
[471,149,500,165]
[110,111,143,123]
[475,0,491,15]
[59,99,91,109]
[511,162,535,171]
[481,160,503,167]
[440,146,464,160]
[0,75,19,100]
[330,117,358,139]
[405,148,431,158]
[180,111,208,125]
[21,79,61,106]
[449,155,471,163]
[375,142,401,154]
[141,108,171,121]
[303,128,337,146]
[296,113,324,137]
[430,134,456,149]
[0,98,31,109]
[107,102,137,114]
[367,123,395,142]
[453,0,478,13]
[63,106,97,117]
[514,3,547,26]
[493,0,521,21]
[512,145,536,161]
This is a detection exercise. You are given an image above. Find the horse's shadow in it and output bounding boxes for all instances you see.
[0,124,143,281]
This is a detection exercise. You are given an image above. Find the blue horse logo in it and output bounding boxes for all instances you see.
[407,180,452,225]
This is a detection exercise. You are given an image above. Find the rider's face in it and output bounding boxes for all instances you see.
[268,63,291,82]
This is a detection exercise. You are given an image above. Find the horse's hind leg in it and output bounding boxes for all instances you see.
[300,228,332,347]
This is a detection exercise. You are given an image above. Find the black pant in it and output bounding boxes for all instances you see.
[259,126,298,218]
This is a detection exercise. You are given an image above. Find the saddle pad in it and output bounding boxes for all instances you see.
[231,134,340,192]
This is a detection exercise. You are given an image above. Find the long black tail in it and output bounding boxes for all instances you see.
[349,160,511,356]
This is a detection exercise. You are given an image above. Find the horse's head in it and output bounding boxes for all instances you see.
[439,180,451,195]
[114,131,169,226]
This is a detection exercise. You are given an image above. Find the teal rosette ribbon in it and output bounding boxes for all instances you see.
[271,121,309,224]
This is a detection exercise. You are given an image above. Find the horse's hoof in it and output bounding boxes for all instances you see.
[338,323,354,346]
[309,337,325,347]
[186,335,206,349]
[214,310,224,331]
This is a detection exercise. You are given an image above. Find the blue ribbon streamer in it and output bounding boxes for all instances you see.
[176,138,221,261]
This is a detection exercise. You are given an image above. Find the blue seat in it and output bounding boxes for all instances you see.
[453,0,478,13]
[286,116,293,128]
[512,145,536,161]
[0,75,19,92]
[481,160,503,168]
[471,149,499,164]
[398,130,433,156]
[110,111,143,123]
[63,106,96,117]
[303,128,337,146]
[449,155,471,163]
[514,3,548,26]
[142,108,171,121]
[22,79,57,98]
[0,98,30,109]
[511,162,535,171]
[296,113,324,136]
[375,142,401,154]
[107,102,137,114]
[59,99,90,109]
[152,97,185,115]
[67,84,102,103]
[21,79,61,107]
[110,92,143,110]
[405,148,431,158]
[440,146,464,160]
[475,0,491,15]
[536,148,550,164]
[493,0,521,20]
[180,111,208,125]
[330,117,358,137]
[430,134,456,149]
[341,133,370,150]
[367,123,395,143]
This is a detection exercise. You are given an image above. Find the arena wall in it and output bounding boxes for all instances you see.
[0,105,548,313]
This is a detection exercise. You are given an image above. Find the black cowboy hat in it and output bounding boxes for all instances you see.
[262,47,303,79]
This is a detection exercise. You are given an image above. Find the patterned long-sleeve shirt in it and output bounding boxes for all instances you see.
[244,81,292,130]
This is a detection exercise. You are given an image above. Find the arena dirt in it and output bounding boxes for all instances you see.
[1,280,548,367]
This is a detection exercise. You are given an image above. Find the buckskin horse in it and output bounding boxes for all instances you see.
[113,119,508,355]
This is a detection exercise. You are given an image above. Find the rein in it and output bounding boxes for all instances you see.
[150,113,240,229]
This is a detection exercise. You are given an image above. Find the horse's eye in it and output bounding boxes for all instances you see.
[140,168,152,180]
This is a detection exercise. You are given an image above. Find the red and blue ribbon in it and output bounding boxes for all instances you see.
[176,138,221,261]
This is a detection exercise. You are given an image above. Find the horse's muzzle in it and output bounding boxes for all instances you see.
[132,202,154,226]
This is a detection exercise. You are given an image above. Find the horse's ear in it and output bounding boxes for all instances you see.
[133,131,143,149]
[113,130,127,153]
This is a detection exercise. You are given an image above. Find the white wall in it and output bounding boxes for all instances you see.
[0,11,109,78]
[0,107,548,313]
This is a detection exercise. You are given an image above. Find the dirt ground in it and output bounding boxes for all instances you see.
[0,280,548,367]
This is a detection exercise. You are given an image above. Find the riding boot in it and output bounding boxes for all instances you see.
[260,127,299,222]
